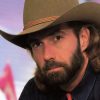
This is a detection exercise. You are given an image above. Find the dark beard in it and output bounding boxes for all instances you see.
[35,45,84,88]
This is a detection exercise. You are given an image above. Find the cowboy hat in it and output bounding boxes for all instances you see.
[1,0,100,48]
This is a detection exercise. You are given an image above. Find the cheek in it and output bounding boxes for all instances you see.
[32,51,44,68]
[57,36,78,65]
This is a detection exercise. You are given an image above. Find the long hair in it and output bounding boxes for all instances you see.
[64,21,100,72]
[85,24,100,72]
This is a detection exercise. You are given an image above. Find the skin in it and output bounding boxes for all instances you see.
[30,25,90,92]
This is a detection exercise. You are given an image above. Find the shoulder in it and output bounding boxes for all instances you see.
[22,77,36,92]
[95,72,100,85]
[93,72,100,100]
[95,72,100,87]
[19,77,40,100]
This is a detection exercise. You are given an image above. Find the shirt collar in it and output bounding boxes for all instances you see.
[72,63,97,100]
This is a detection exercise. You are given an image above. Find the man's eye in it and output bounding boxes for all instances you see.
[31,41,42,48]
[54,35,63,41]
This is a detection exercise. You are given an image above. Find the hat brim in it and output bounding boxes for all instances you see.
[1,2,100,49]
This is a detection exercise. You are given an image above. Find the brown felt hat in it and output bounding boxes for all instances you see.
[1,0,100,48]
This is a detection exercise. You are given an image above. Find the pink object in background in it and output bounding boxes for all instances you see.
[0,64,17,100]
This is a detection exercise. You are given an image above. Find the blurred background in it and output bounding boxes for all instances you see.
[0,0,100,99]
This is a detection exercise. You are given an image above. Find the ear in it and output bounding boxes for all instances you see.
[79,27,90,52]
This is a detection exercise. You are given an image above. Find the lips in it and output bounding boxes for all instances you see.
[47,66,62,72]
[47,65,61,70]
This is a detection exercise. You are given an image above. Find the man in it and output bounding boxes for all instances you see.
[0,0,100,100]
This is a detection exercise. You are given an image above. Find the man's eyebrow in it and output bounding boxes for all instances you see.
[27,35,40,45]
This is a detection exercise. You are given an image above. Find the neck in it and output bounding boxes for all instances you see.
[60,53,89,92]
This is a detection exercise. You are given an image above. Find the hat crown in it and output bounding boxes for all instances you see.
[23,0,79,29]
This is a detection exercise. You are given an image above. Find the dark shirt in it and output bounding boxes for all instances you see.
[19,64,100,100]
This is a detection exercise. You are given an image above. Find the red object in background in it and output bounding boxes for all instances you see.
[0,64,17,100]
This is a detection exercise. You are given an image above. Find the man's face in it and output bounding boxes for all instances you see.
[30,26,84,86]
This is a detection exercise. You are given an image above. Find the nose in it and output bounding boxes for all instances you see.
[43,42,56,61]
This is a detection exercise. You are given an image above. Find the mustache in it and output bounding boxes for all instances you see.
[43,60,67,70]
